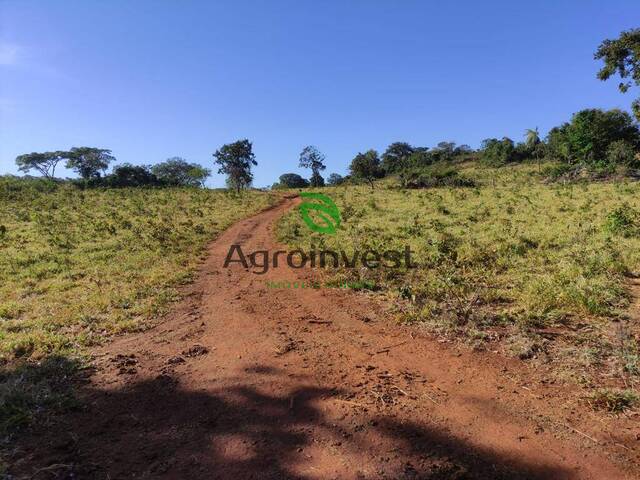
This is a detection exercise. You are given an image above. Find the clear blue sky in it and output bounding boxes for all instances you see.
[1,1,638,187]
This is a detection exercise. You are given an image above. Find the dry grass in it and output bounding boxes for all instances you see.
[0,177,275,433]
[277,162,640,406]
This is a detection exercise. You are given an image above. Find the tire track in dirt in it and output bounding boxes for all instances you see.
[13,196,636,479]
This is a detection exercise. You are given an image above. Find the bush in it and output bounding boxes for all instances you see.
[541,162,574,179]
[589,388,638,412]
[399,166,476,189]
[604,204,639,237]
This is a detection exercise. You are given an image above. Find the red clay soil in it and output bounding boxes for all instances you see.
[11,196,640,479]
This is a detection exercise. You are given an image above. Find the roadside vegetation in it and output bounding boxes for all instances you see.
[0,176,273,434]
[277,161,640,411]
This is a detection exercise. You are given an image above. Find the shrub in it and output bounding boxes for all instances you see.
[399,167,476,189]
[604,204,639,237]
[541,162,574,179]
[589,388,638,412]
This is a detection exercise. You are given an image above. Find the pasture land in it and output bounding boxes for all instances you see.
[278,163,640,407]
[0,177,274,433]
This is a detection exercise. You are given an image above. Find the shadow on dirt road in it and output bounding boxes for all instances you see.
[14,365,570,479]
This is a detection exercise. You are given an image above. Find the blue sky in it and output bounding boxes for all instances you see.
[1,1,638,187]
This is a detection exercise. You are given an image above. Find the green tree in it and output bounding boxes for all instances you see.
[105,164,159,187]
[405,148,433,169]
[276,173,309,188]
[298,146,326,187]
[15,151,67,179]
[607,140,637,166]
[66,147,115,180]
[546,109,640,167]
[524,128,542,171]
[454,144,473,155]
[480,137,517,166]
[381,142,415,174]
[213,139,257,193]
[349,150,382,188]
[524,128,540,150]
[152,157,211,187]
[595,28,640,120]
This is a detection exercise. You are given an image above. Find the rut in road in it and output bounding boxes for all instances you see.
[16,196,634,479]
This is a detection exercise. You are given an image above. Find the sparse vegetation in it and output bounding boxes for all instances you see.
[589,388,638,413]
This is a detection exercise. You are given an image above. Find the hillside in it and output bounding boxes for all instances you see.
[0,177,275,434]
[277,162,640,409]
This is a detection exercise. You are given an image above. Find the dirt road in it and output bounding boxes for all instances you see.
[15,197,637,479]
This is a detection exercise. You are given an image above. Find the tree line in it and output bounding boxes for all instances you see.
[11,29,640,191]
[12,141,259,190]
[274,28,640,188]
[14,148,211,187]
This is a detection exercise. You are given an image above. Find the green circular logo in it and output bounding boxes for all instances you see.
[298,192,341,235]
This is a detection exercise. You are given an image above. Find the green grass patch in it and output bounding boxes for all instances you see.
[0,177,274,433]
[277,161,640,394]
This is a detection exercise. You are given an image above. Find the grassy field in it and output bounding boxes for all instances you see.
[0,177,274,433]
[278,162,640,410]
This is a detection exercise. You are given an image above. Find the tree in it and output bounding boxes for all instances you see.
[524,128,540,150]
[480,137,517,166]
[298,146,326,186]
[66,147,115,180]
[595,28,640,120]
[105,164,159,187]
[546,109,640,167]
[277,173,309,188]
[327,173,344,186]
[152,157,211,187]
[381,142,414,174]
[15,151,67,179]
[309,171,325,187]
[524,128,542,171]
[405,148,433,169]
[349,150,382,188]
[436,141,456,154]
[606,140,638,166]
[433,141,457,162]
[213,139,257,193]
[454,144,473,155]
